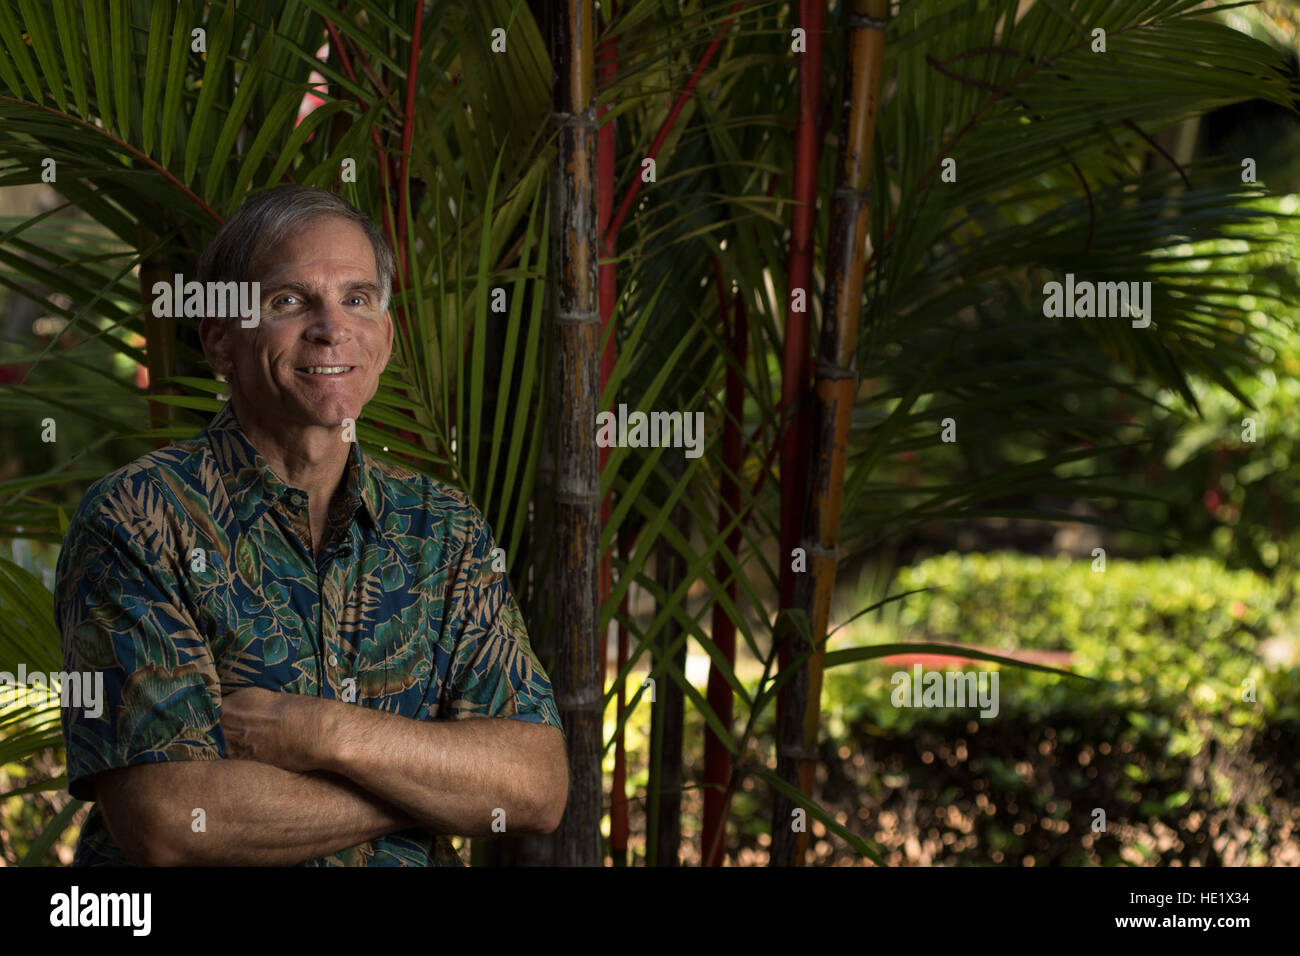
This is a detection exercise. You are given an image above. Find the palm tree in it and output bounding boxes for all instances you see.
[0,0,1294,866]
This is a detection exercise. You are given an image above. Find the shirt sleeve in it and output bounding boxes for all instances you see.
[56,475,225,801]
[439,507,563,733]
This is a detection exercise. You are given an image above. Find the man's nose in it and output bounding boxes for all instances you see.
[306,302,352,342]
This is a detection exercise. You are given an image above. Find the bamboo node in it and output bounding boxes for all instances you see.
[833,184,871,204]
[848,13,888,30]
[551,111,598,128]
[555,307,601,325]
[555,490,601,506]
[555,690,604,711]
[814,358,856,381]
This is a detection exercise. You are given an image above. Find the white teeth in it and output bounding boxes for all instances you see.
[303,366,350,374]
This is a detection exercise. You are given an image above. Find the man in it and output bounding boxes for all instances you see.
[55,186,568,866]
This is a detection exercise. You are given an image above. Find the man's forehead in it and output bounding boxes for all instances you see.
[254,220,379,286]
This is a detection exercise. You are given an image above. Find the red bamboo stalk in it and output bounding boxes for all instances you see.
[774,0,825,735]
[394,0,424,272]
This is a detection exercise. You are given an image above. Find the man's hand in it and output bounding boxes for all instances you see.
[221,686,322,773]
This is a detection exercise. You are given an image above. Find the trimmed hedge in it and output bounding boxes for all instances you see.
[829,552,1295,740]
[818,551,1300,865]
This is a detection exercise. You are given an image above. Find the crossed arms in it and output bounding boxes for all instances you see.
[95,687,569,866]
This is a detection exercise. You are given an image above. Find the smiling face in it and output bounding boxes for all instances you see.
[201,214,393,448]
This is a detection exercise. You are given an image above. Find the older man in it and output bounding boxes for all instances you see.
[56,186,568,866]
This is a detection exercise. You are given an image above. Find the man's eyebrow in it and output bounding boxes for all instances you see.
[261,280,314,300]
[261,280,381,299]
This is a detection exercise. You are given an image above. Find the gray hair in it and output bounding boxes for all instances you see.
[198,185,395,314]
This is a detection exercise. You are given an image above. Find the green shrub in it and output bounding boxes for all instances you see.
[819,551,1300,864]
[831,551,1293,738]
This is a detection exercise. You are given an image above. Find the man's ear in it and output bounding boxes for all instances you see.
[199,316,233,377]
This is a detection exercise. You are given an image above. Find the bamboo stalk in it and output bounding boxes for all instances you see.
[598,0,739,861]
[597,0,619,698]
[772,0,826,825]
[771,0,888,867]
[703,261,746,867]
[547,0,603,867]
[611,530,630,865]
[647,496,687,866]
[394,0,424,266]
[597,0,624,864]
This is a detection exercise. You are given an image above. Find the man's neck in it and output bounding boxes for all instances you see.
[231,396,350,509]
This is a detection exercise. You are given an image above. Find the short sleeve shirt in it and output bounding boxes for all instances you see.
[55,400,562,866]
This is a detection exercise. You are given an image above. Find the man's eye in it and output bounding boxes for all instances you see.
[347,296,366,306]
[273,295,299,307]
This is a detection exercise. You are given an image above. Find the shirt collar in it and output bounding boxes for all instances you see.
[204,400,382,526]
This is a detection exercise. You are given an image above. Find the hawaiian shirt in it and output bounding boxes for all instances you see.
[56,399,562,866]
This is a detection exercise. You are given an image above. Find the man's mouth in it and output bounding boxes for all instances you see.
[297,365,355,376]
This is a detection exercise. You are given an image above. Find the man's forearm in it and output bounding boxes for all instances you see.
[220,687,569,838]
[99,759,419,866]
[313,706,568,837]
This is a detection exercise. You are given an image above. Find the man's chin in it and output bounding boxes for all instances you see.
[236,386,367,436]
[313,411,362,432]
[288,394,362,424]
[280,404,362,434]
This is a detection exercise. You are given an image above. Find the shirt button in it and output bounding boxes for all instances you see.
[289,492,305,508]
[328,653,339,667]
